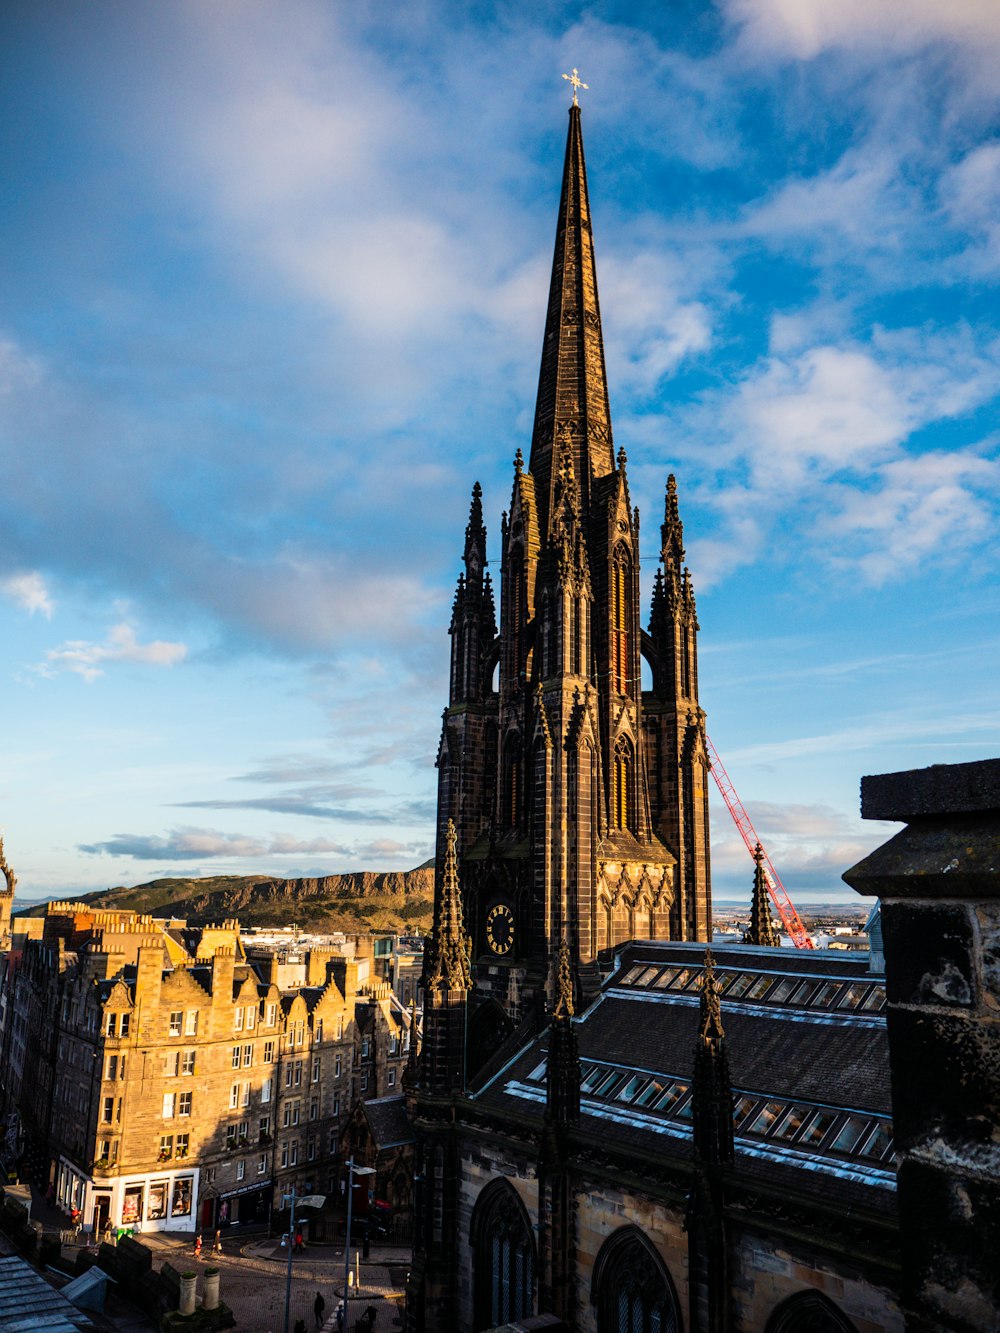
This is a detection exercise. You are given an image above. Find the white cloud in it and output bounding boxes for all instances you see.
[683,328,1000,586]
[1,571,54,618]
[602,251,712,395]
[725,0,1000,61]
[820,449,998,585]
[38,622,187,682]
[939,141,1000,274]
[78,825,425,864]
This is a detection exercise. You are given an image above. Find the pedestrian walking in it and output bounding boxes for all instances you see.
[334,1300,344,1332]
[214,1229,223,1253]
[294,1227,305,1254]
[193,1233,202,1259]
[314,1292,326,1329]
[293,1319,307,1333]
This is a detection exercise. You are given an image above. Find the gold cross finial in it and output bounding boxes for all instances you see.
[562,68,589,107]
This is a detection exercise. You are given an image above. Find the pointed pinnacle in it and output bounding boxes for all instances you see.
[698,947,725,1044]
[617,445,627,472]
[553,939,575,1020]
[429,819,472,991]
[514,448,524,476]
[467,481,484,530]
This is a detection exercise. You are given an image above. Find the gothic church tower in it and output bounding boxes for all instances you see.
[434,105,711,1045]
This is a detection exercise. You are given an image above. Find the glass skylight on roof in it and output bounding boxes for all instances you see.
[748,1102,784,1136]
[836,984,871,1010]
[797,1109,837,1145]
[743,976,774,1001]
[652,1081,689,1112]
[811,981,845,1008]
[859,985,887,1013]
[722,974,755,999]
[526,1059,547,1083]
[636,966,662,985]
[633,1079,667,1108]
[858,1121,893,1161]
[767,978,797,1003]
[594,1070,626,1098]
[580,1066,604,1093]
[620,965,647,985]
[829,1115,869,1154]
[772,1104,811,1142]
[615,1075,649,1103]
[789,981,820,1006]
[650,967,681,989]
[732,1095,760,1126]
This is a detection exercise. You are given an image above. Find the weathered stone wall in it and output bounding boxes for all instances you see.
[572,1178,688,1333]
[456,1137,538,1330]
[730,1227,903,1333]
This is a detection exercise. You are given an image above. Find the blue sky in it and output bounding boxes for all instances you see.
[1,0,998,907]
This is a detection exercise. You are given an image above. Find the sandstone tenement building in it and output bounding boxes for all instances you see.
[0,902,413,1237]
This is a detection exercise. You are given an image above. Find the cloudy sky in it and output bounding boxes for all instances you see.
[1,0,998,907]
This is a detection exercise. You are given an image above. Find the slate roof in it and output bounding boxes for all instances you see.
[473,939,894,1215]
[362,1095,414,1150]
[0,1255,95,1331]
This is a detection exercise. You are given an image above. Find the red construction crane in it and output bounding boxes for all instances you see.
[705,734,814,950]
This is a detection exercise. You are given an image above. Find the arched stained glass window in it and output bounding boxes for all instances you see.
[471,1178,535,1331]
[592,1227,680,1333]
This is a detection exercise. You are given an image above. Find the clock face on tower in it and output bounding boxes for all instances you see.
[485,902,515,956]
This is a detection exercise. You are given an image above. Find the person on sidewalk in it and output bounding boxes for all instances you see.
[314,1292,325,1328]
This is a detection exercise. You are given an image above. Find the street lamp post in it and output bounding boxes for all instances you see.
[343,1159,376,1331]
[282,1189,297,1333]
[282,1190,325,1333]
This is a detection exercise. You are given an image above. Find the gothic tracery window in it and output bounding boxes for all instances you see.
[765,1291,860,1333]
[592,1227,680,1333]
[612,545,632,696]
[507,549,524,693]
[614,736,634,834]
[503,733,522,830]
[471,1179,535,1331]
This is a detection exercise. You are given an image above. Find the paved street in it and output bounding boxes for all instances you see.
[141,1232,408,1333]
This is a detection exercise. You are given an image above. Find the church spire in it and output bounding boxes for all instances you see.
[744,843,780,947]
[529,104,615,535]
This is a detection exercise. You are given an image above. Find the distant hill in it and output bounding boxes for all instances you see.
[16,865,435,936]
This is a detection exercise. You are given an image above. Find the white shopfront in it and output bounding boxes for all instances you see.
[56,1157,200,1235]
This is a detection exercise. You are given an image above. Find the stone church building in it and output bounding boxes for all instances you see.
[436,100,711,1067]
[405,103,999,1333]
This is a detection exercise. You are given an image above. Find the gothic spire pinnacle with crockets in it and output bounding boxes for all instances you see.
[464,481,487,578]
[546,939,581,1126]
[528,102,615,536]
[692,948,734,1164]
[661,473,685,579]
[427,820,472,992]
[744,843,780,947]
